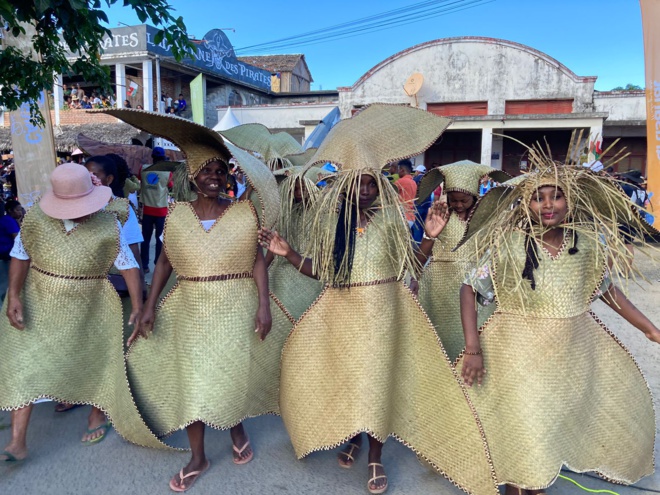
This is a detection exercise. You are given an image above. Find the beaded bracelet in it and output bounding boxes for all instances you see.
[423,232,439,241]
[464,349,483,356]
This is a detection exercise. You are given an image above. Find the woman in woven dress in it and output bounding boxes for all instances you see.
[99,109,284,493]
[416,161,508,361]
[0,162,165,462]
[458,149,660,495]
[260,105,500,495]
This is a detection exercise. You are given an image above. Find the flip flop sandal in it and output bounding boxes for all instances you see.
[232,437,253,465]
[367,463,388,495]
[82,421,112,446]
[1,450,25,463]
[169,460,211,492]
[337,442,361,469]
[55,403,82,413]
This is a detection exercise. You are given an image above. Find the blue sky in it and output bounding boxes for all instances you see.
[103,0,646,91]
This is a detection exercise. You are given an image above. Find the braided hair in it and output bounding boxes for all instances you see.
[522,229,579,290]
[332,198,357,285]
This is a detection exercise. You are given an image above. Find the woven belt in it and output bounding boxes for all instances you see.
[31,265,107,280]
[333,276,398,288]
[177,272,253,282]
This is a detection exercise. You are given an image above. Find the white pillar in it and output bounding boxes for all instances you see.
[481,128,493,166]
[155,57,162,113]
[491,130,504,170]
[142,59,153,111]
[53,73,63,126]
[115,63,126,108]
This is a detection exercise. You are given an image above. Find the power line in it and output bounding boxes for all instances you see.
[239,0,494,54]
[234,0,494,54]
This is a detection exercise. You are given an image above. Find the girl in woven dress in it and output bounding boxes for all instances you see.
[259,105,501,495]
[458,157,660,495]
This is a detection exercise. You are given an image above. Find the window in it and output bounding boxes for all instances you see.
[427,102,488,117]
[505,99,573,115]
[228,90,243,107]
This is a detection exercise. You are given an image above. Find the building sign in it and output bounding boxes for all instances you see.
[91,25,271,92]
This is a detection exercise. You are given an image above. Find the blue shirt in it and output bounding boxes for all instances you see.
[0,215,20,256]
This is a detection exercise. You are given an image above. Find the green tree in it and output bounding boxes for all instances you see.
[0,0,192,124]
[611,83,643,91]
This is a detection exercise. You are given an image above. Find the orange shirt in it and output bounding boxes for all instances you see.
[395,175,417,222]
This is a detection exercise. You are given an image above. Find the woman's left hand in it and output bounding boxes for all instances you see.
[424,198,450,239]
[255,302,272,341]
[126,309,146,347]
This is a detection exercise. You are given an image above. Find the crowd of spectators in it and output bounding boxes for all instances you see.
[62,83,116,110]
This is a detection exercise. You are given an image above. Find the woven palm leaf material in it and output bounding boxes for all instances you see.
[455,164,658,295]
[0,204,170,449]
[125,200,289,439]
[269,169,324,320]
[280,209,498,495]
[417,212,494,362]
[456,230,655,489]
[220,123,304,170]
[91,109,280,229]
[417,160,511,202]
[299,104,451,285]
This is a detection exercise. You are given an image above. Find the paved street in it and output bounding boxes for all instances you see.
[1,254,660,495]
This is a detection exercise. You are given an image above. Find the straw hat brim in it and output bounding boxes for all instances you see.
[304,104,451,173]
[39,185,112,220]
[220,123,303,161]
[417,161,511,203]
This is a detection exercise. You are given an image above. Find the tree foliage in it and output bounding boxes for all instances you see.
[0,0,193,125]
[611,83,643,91]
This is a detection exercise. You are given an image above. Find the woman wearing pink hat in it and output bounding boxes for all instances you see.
[0,162,166,462]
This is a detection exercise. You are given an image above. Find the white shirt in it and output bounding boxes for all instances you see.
[11,219,139,270]
[159,219,215,243]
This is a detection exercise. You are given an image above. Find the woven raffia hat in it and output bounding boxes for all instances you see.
[40,162,112,219]
[300,104,452,285]
[305,104,451,172]
[90,109,280,228]
[417,160,511,201]
[454,131,658,285]
[220,123,307,170]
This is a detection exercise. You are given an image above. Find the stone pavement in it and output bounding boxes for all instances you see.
[1,255,659,495]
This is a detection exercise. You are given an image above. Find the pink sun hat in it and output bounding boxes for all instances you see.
[39,162,112,219]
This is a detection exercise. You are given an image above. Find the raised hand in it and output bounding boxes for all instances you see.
[424,198,450,239]
[258,228,292,257]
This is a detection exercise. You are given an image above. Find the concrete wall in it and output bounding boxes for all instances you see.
[594,91,646,121]
[338,37,597,117]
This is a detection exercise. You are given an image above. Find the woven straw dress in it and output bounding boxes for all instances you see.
[269,204,324,321]
[126,200,289,438]
[0,204,167,449]
[280,209,499,495]
[457,230,655,489]
[417,212,495,362]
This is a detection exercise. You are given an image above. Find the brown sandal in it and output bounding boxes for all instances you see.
[367,462,388,494]
[337,442,360,469]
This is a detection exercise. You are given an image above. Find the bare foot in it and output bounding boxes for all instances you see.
[504,486,527,495]
[169,458,210,491]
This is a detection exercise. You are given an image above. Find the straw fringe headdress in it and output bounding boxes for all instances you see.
[220,123,311,170]
[455,131,658,301]
[90,109,280,228]
[272,166,328,242]
[300,104,451,285]
[417,160,511,201]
